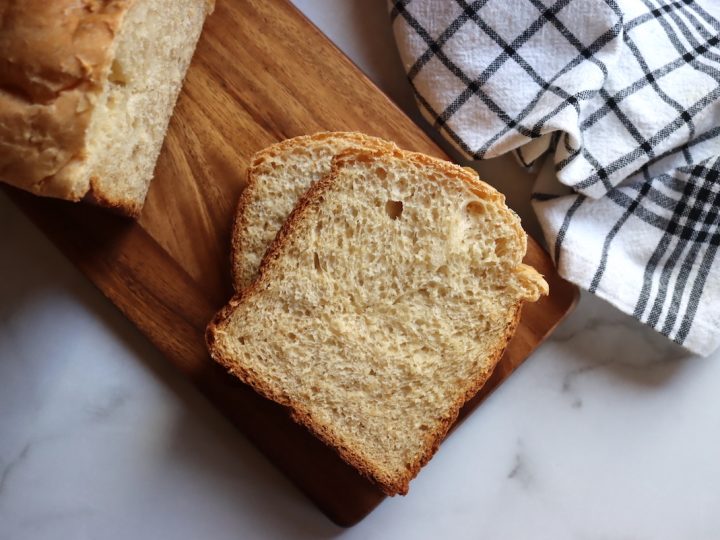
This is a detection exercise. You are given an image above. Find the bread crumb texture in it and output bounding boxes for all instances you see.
[209,144,548,495]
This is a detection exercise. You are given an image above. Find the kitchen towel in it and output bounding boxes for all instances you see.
[390,0,720,355]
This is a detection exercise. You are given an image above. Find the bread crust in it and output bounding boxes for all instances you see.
[209,147,546,495]
[230,132,397,289]
[0,0,214,216]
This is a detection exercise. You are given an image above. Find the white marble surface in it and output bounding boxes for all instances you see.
[2,2,720,539]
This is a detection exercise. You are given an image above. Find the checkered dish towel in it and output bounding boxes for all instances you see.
[390,0,720,355]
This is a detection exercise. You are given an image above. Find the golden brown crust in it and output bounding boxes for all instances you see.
[230,131,397,290]
[84,175,143,217]
[209,146,546,495]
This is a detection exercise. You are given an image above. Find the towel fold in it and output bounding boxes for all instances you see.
[390,0,720,354]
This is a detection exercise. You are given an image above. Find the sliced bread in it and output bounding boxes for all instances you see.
[207,147,548,495]
[231,132,396,289]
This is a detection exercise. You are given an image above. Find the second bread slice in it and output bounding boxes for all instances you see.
[231,132,396,289]
[208,147,548,495]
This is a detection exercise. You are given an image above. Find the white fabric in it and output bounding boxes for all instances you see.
[390,0,720,354]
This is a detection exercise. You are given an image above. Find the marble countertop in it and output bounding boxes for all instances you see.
[2,2,719,539]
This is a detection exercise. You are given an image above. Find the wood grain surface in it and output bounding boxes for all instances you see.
[7,0,579,527]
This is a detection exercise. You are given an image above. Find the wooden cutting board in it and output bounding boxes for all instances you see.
[6,0,578,526]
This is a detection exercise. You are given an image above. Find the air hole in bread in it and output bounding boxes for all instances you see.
[495,238,510,258]
[108,60,128,86]
[385,200,404,220]
[313,252,322,272]
[375,167,387,180]
[465,201,485,216]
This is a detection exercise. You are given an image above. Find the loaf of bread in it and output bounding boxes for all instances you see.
[0,0,214,216]
[232,132,396,289]
[208,146,548,495]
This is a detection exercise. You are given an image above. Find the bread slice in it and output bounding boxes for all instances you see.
[208,147,548,495]
[232,132,397,289]
[0,0,214,216]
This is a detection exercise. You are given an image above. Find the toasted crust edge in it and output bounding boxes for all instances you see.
[210,147,547,495]
[84,176,143,217]
[230,132,397,290]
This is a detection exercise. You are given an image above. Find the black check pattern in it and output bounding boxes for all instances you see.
[391,0,720,353]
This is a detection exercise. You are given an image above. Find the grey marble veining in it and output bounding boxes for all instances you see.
[506,440,535,489]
